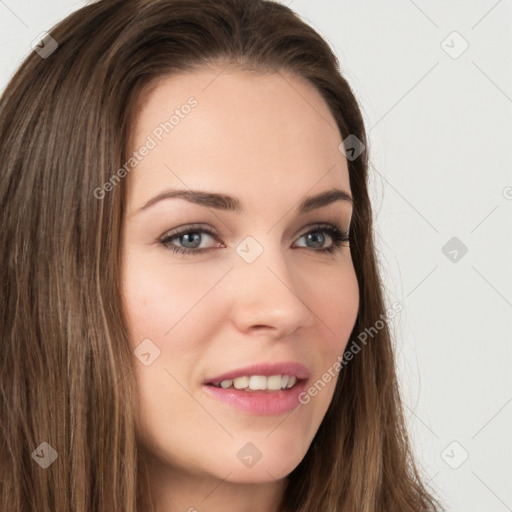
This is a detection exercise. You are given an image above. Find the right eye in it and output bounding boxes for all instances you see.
[160,224,224,256]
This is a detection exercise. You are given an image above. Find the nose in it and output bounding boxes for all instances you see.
[229,241,316,338]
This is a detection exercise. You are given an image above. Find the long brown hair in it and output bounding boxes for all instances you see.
[0,0,442,510]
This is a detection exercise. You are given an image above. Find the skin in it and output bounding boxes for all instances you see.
[121,66,359,512]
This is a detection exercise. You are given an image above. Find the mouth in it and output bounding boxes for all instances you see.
[201,362,310,416]
[202,360,310,387]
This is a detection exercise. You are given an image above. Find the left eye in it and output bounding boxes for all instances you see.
[160,223,349,256]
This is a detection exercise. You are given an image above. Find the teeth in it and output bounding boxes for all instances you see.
[249,375,267,390]
[216,375,298,391]
[233,376,249,389]
[266,375,283,390]
[287,376,297,388]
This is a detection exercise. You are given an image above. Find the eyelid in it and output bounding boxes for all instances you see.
[160,221,348,243]
[161,223,216,239]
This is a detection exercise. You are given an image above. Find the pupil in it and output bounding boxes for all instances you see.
[307,232,324,248]
[181,232,201,248]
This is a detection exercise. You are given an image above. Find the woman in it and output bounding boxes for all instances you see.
[0,0,442,510]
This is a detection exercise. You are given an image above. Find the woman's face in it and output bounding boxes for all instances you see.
[121,67,359,502]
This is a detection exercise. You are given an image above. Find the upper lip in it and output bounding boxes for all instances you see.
[203,361,310,386]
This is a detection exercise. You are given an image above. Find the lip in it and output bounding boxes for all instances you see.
[202,377,309,416]
[202,361,310,386]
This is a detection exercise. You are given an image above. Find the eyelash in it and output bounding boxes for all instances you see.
[160,223,350,256]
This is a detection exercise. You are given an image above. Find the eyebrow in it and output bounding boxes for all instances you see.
[138,187,353,215]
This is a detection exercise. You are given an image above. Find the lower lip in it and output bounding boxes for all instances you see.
[202,379,309,416]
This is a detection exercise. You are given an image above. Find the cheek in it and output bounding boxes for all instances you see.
[312,260,360,354]
[294,261,359,415]
[311,265,358,390]
[122,253,222,346]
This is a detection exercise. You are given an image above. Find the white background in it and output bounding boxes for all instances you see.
[1,1,511,511]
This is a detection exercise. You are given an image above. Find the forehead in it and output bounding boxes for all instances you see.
[125,67,350,212]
